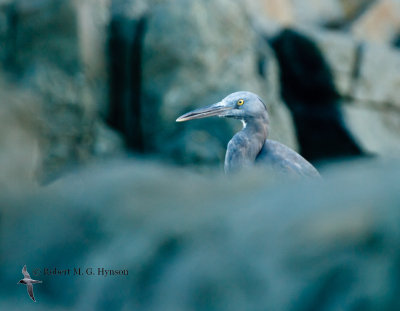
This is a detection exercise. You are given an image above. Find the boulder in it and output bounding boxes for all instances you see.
[290,0,344,26]
[339,0,377,21]
[340,103,400,155]
[76,0,111,116]
[1,158,400,310]
[246,0,295,36]
[350,0,400,45]
[270,28,363,160]
[107,0,298,166]
[352,43,400,108]
[295,28,359,98]
[0,0,123,181]
[248,0,345,30]
[0,79,41,191]
[271,27,400,159]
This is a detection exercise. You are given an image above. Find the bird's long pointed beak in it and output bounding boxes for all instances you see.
[176,102,232,122]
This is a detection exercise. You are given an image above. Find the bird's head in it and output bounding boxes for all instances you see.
[176,91,268,122]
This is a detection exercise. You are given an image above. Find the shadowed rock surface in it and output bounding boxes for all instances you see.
[0,78,41,191]
[1,0,400,180]
[1,2,400,309]
[270,29,363,161]
[0,0,123,182]
[270,27,400,160]
[108,0,297,166]
[350,0,400,45]
[1,159,400,310]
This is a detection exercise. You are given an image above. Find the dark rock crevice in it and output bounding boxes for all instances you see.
[107,15,147,152]
[270,29,364,161]
[1,2,18,73]
[351,42,364,82]
[393,34,400,49]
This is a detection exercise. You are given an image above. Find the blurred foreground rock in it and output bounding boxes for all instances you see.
[1,159,400,310]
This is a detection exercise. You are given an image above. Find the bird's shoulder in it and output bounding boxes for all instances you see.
[256,140,320,178]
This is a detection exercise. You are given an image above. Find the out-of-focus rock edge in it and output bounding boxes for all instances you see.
[1,158,400,310]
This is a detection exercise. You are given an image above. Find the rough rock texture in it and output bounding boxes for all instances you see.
[246,0,294,36]
[295,28,359,98]
[270,29,363,160]
[1,3,400,309]
[339,0,377,21]
[249,0,344,27]
[77,0,111,116]
[340,103,400,155]
[247,1,400,159]
[0,0,122,181]
[351,0,400,45]
[249,0,395,38]
[4,0,400,178]
[0,79,41,191]
[290,0,344,26]
[107,0,298,166]
[270,26,400,159]
[250,0,294,26]
[353,43,400,108]
[1,159,400,310]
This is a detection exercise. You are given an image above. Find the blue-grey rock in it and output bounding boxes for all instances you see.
[108,0,297,166]
[1,158,400,310]
[0,0,122,182]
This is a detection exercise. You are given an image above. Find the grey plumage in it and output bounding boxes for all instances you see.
[177,91,319,177]
[18,265,42,302]
[256,140,320,178]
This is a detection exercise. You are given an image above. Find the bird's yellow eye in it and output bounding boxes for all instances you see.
[237,99,244,106]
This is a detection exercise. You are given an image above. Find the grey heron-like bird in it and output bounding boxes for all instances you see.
[176,91,320,177]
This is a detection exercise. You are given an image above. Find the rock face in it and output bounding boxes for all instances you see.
[248,0,378,32]
[290,0,344,26]
[246,0,295,35]
[0,79,41,191]
[107,0,298,166]
[3,0,400,176]
[350,0,400,45]
[0,0,122,181]
[248,0,344,29]
[339,0,377,21]
[1,159,400,310]
[270,26,400,159]
[270,29,363,160]
[240,0,400,160]
[340,103,400,155]
[1,1,400,310]
[353,43,400,107]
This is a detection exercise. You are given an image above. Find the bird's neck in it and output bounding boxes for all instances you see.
[240,116,269,155]
[224,115,269,173]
